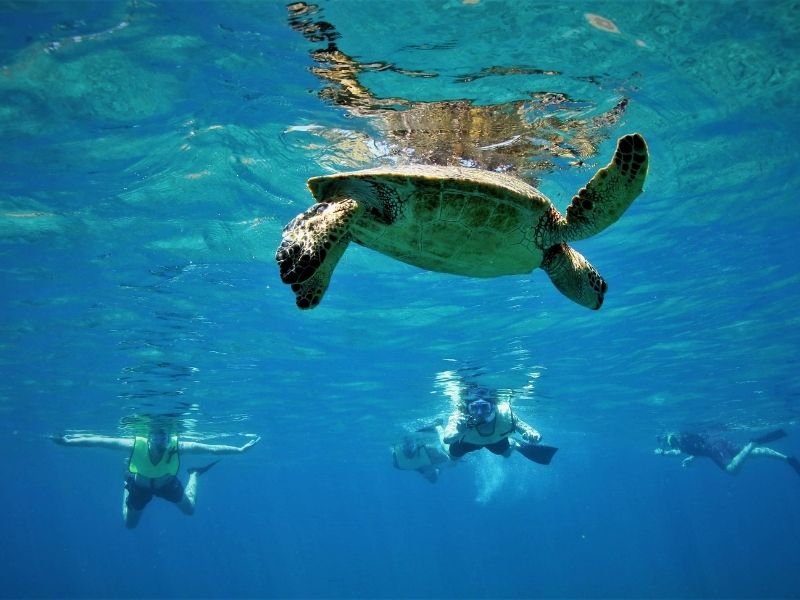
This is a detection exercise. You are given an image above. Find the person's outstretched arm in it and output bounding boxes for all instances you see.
[51,434,133,450]
[442,412,467,445]
[179,436,261,455]
[513,417,542,444]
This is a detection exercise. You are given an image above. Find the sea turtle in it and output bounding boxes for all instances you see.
[275,132,648,310]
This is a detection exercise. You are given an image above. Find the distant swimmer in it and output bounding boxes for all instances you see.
[392,425,452,483]
[654,429,800,477]
[53,427,260,528]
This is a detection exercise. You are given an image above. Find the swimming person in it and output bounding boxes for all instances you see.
[52,428,260,528]
[440,387,557,465]
[654,429,800,477]
[392,426,452,483]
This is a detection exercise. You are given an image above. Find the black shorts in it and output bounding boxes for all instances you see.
[449,437,510,458]
[125,476,185,510]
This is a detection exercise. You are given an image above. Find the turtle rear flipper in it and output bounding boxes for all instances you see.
[275,199,361,308]
[562,133,649,242]
[541,244,607,310]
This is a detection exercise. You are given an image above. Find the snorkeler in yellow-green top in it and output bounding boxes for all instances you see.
[52,428,260,529]
[440,391,557,465]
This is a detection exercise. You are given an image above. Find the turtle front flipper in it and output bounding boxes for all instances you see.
[561,133,649,242]
[541,244,607,310]
[289,249,346,309]
[275,199,362,309]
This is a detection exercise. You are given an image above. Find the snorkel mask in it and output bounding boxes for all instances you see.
[467,399,495,423]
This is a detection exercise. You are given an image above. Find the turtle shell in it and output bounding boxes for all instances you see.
[307,165,552,277]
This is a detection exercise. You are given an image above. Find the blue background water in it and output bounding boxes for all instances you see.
[1,1,799,598]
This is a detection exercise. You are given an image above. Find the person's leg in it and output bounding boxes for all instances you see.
[727,443,795,474]
[418,467,439,483]
[448,441,480,459]
[746,447,800,477]
[176,473,198,515]
[749,447,788,460]
[435,425,447,448]
[485,438,511,457]
[124,501,144,529]
[153,476,194,516]
[507,438,524,457]
[122,479,148,529]
[747,446,800,478]
[726,443,789,473]
[725,442,755,474]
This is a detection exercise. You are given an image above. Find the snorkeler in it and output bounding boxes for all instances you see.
[392,425,453,483]
[52,428,260,528]
[439,387,557,465]
[654,429,800,477]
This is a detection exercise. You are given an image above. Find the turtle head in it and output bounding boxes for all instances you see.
[308,172,401,225]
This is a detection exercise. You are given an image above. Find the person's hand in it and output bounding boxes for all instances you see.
[240,436,261,452]
[521,430,541,444]
[50,434,68,446]
[654,448,664,455]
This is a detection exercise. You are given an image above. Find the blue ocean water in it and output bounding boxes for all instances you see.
[1,0,799,597]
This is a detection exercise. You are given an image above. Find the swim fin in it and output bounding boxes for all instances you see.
[516,444,559,465]
[752,429,787,445]
[188,460,220,476]
[787,456,800,478]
